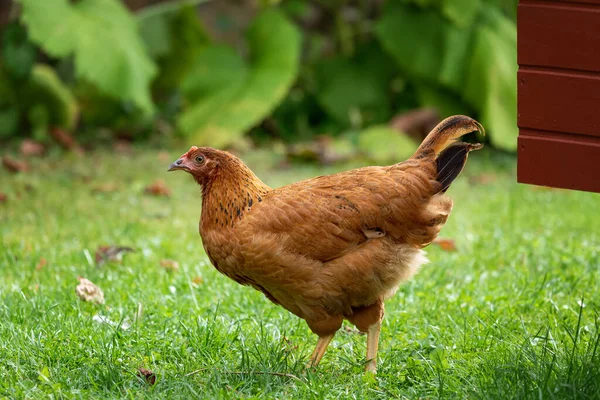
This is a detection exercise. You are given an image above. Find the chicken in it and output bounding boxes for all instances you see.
[169,115,484,372]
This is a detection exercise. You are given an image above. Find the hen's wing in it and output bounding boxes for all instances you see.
[244,160,442,263]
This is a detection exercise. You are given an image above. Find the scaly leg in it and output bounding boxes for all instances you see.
[365,321,381,373]
[307,333,335,368]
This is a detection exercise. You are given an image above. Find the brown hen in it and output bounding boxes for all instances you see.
[169,115,484,372]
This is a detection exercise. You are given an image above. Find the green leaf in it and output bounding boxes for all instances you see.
[38,366,50,383]
[18,0,157,114]
[178,8,301,147]
[140,4,210,92]
[414,82,473,118]
[0,107,19,138]
[463,8,517,150]
[441,0,481,28]
[375,2,473,92]
[1,22,36,80]
[376,1,517,151]
[314,44,395,128]
[22,64,79,132]
[358,125,417,163]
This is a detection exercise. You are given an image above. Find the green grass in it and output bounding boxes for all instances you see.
[1,147,599,399]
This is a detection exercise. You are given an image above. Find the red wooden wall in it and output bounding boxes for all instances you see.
[517,0,600,193]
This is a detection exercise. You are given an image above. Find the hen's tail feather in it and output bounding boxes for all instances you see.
[436,142,483,193]
[413,115,485,158]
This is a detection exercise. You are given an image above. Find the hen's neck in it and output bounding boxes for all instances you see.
[200,161,270,230]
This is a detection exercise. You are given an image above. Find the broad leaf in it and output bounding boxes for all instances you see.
[375,2,472,92]
[178,8,301,147]
[314,44,396,128]
[358,125,417,163]
[22,64,79,132]
[1,23,36,80]
[463,8,517,150]
[377,1,517,151]
[18,0,157,114]
[441,0,481,28]
[414,82,473,118]
[139,4,209,92]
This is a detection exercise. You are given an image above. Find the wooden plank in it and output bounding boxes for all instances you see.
[518,131,600,193]
[548,1,600,5]
[518,2,600,72]
[518,68,600,138]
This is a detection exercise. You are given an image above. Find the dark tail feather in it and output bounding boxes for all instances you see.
[436,142,483,193]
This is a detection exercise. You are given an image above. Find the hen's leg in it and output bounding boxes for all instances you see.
[365,321,381,372]
[307,333,335,367]
[306,316,343,368]
[347,299,385,373]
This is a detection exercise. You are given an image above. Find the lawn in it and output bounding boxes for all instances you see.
[1,147,599,399]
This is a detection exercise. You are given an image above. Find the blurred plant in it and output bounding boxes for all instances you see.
[0,22,78,140]
[0,0,518,155]
[178,8,301,147]
[18,0,157,114]
[376,0,517,150]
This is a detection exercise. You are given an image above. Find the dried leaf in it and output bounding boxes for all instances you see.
[75,277,104,304]
[468,173,497,186]
[432,238,457,252]
[92,183,119,194]
[390,108,441,142]
[113,140,133,154]
[2,156,29,173]
[144,180,171,197]
[50,127,83,153]
[532,185,562,192]
[283,337,298,351]
[137,368,156,385]
[192,276,204,285]
[20,139,46,157]
[160,259,179,272]
[286,136,353,165]
[95,245,135,265]
[343,326,364,335]
[0,193,6,203]
[35,257,47,271]
[157,151,171,163]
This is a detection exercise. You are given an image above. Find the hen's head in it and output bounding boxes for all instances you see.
[168,146,223,186]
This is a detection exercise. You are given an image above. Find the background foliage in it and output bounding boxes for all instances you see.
[0,0,518,154]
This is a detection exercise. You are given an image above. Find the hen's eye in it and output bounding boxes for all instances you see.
[195,156,204,164]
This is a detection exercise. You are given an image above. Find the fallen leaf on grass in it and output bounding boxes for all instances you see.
[92,183,119,194]
[192,276,204,285]
[390,108,441,142]
[137,368,156,385]
[144,180,171,197]
[113,140,133,154]
[95,245,135,265]
[468,173,497,186]
[432,238,457,252]
[0,193,6,203]
[343,326,364,335]
[157,151,171,163]
[35,258,47,271]
[283,337,298,351]
[50,127,83,153]
[75,277,104,304]
[532,185,562,192]
[2,156,29,173]
[160,259,179,272]
[20,139,45,157]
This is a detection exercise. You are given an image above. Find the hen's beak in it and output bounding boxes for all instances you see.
[168,158,189,172]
